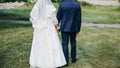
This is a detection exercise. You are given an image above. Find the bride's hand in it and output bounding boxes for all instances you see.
[56,26,60,32]
[55,24,59,29]
[54,24,60,32]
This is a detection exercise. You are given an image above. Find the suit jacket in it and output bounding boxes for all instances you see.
[57,0,82,32]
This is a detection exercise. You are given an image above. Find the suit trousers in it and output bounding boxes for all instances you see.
[61,32,77,64]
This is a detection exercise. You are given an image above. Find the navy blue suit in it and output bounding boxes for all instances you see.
[57,0,82,64]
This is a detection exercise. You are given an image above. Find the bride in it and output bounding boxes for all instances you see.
[29,0,66,68]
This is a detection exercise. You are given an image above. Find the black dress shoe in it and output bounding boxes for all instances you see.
[72,59,77,63]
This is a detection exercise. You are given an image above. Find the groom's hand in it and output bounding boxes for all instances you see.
[55,24,59,29]
[55,24,60,32]
[76,32,79,35]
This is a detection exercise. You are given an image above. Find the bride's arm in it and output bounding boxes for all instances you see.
[51,12,58,24]
[51,11,59,28]
[30,17,35,28]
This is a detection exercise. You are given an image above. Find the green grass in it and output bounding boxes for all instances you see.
[0,3,33,21]
[0,2,120,24]
[0,22,120,68]
[0,23,32,68]
[82,4,120,24]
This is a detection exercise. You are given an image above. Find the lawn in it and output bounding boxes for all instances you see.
[82,5,120,24]
[0,2,120,24]
[0,22,120,68]
[0,3,33,21]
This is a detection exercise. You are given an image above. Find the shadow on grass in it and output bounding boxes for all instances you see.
[0,9,30,21]
[0,22,32,30]
[0,52,6,68]
[0,14,28,21]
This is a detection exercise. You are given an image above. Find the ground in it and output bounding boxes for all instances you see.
[78,0,120,6]
[0,1,120,68]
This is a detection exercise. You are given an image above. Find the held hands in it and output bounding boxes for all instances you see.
[56,27,60,32]
[76,32,79,35]
[55,24,60,32]
[55,24,80,34]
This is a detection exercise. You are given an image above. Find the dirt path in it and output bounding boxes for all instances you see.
[0,20,120,28]
[78,0,120,6]
[0,2,25,9]
[0,0,119,10]
[82,23,120,28]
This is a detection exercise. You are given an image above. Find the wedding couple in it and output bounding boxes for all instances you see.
[29,0,81,68]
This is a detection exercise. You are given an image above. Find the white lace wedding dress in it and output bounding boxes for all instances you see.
[29,0,66,68]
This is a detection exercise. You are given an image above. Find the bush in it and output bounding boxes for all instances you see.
[80,1,92,6]
[0,0,28,2]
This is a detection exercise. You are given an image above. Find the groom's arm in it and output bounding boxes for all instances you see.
[57,4,62,24]
[77,5,82,32]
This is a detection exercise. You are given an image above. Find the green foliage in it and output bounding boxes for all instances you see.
[51,0,56,2]
[80,1,92,6]
[52,0,78,2]
[0,0,28,2]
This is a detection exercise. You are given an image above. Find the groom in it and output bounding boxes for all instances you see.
[57,0,82,66]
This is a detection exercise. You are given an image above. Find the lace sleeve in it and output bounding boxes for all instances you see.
[51,11,58,25]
